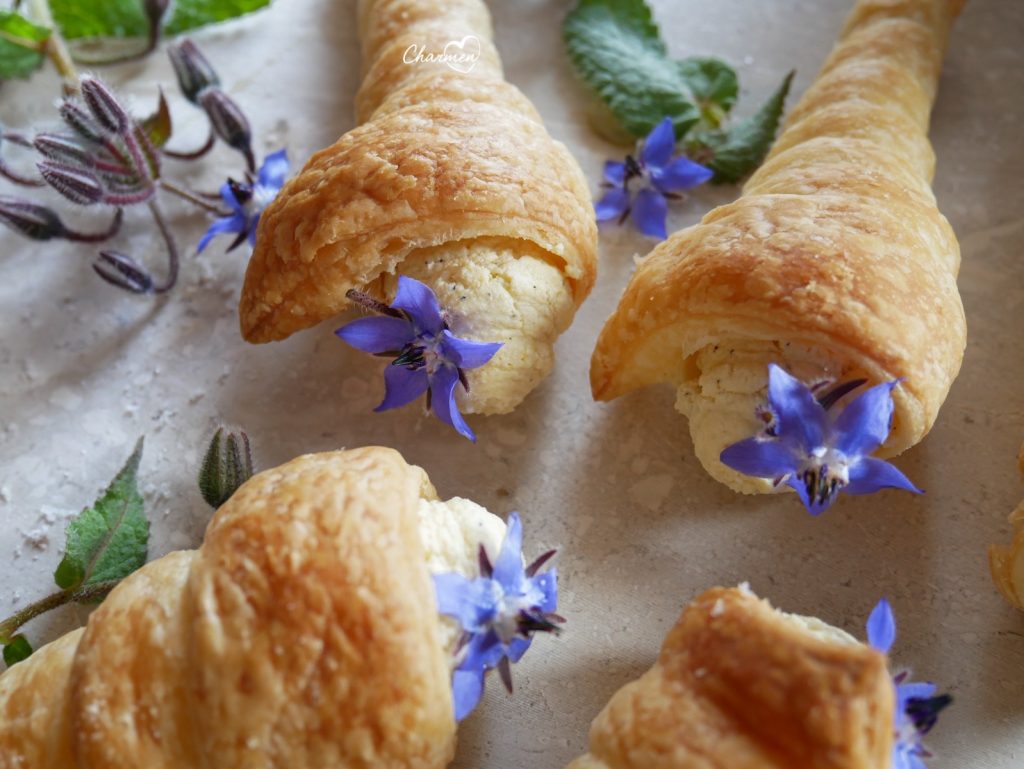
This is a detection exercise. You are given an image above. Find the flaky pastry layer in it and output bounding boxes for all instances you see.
[240,0,597,414]
[0,447,505,769]
[590,0,966,491]
[567,586,893,769]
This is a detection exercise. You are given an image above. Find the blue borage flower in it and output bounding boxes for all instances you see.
[867,599,952,769]
[719,364,922,515]
[433,513,561,720]
[197,148,288,252]
[335,276,503,442]
[594,116,713,239]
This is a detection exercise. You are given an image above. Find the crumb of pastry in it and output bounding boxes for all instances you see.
[416,496,507,658]
[730,584,859,646]
[674,340,849,494]
[777,612,859,646]
[378,237,575,415]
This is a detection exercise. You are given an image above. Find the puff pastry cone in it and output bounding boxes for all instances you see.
[239,0,597,416]
[0,447,521,768]
[590,0,966,492]
[567,586,895,769]
[989,442,1024,609]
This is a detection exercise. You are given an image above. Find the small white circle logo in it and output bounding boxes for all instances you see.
[403,35,482,73]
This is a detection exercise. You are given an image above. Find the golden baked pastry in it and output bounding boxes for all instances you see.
[0,447,524,768]
[989,443,1024,610]
[567,586,895,769]
[590,0,966,493]
[240,0,597,416]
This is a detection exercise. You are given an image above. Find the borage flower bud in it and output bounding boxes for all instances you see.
[80,77,131,135]
[197,427,255,509]
[93,251,155,294]
[59,101,108,145]
[168,39,220,104]
[37,161,105,206]
[0,196,67,240]
[199,89,254,171]
[33,133,94,168]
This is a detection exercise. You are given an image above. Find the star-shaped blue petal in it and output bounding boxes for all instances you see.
[198,148,289,253]
[863,600,950,769]
[593,116,712,240]
[433,513,560,721]
[719,364,922,515]
[335,276,503,441]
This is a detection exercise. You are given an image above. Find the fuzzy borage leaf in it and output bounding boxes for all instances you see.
[0,11,50,81]
[48,0,271,42]
[695,71,794,184]
[563,0,701,139]
[53,437,149,591]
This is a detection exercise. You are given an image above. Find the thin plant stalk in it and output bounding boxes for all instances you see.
[27,0,79,94]
[147,199,179,294]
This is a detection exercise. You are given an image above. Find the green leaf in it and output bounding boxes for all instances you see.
[697,70,794,184]
[0,11,50,81]
[48,1,147,40]
[677,57,738,128]
[163,0,272,36]
[3,635,33,666]
[54,438,149,591]
[563,0,700,139]
[49,0,271,41]
[141,89,173,149]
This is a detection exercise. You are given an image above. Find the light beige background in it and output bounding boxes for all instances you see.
[1,0,1022,765]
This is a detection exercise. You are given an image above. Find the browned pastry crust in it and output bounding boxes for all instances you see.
[568,587,894,769]
[239,1,597,396]
[590,0,966,492]
[0,447,457,769]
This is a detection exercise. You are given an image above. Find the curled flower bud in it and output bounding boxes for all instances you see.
[37,161,105,206]
[168,39,220,104]
[80,77,132,135]
[0,196,67,240]
[34,133,94,168]
[93,251,155,294]
[199,89,254,171]
[198,427,254,509]
[59,101,108,145]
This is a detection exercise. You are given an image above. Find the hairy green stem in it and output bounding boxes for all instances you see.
[0,29,46,52]
[0,580,120,644]
[159,179,230,215]
[27,0,78,94]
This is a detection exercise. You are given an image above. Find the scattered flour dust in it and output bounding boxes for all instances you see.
[14,505,76,560]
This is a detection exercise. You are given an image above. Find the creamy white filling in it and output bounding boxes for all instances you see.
[416,496,507,660]
[674,340,850,494]
[381,237,575,415]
